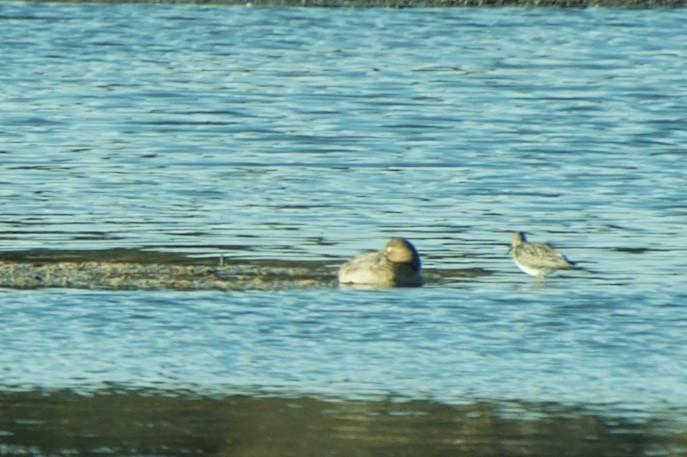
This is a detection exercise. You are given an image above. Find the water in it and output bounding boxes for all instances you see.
[1,2,687,455]
[2,287,686,414]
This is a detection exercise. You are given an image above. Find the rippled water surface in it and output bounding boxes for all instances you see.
[1,1,687,449]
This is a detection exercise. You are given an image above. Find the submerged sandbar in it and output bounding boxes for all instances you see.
[1,389,684,457]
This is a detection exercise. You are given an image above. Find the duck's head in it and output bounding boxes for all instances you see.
[383,238,421,271]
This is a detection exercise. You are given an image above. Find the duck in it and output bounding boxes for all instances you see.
[338,238,423,288]
[510,232,576,280]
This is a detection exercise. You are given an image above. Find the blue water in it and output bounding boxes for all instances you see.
[2,287,686,419]
[1,1,687,424]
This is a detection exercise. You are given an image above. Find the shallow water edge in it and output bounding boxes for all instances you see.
[0,249,487,291]
[1,389,684,457]
[18,0,687,7]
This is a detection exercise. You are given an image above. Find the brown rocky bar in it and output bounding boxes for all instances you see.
[0,249,487,291]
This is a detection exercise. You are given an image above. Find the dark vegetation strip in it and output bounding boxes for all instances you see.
[1,389,684,457]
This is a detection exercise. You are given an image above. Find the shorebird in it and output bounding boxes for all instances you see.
[510,232,576,280]
[338,238,423,288]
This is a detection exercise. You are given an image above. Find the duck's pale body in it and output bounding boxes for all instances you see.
[511,232,575,278]
[338,238,423,288]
